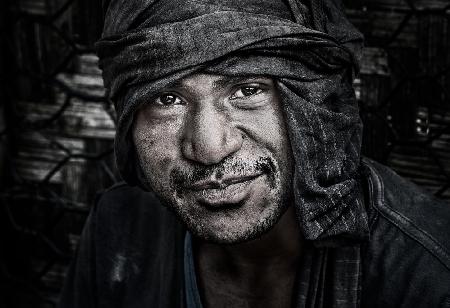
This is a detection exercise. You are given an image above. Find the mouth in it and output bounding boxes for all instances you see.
[182,173,264,209]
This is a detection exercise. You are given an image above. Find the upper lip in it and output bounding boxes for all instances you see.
[185,173,263,191]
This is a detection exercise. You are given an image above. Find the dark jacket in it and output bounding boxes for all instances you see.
[58,159,450,308]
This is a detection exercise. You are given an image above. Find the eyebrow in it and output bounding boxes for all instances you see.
[211,76,266,89]
[166,75,268,91]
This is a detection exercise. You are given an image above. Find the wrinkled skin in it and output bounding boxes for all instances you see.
[133,73,294,243]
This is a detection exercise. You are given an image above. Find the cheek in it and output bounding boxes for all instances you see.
[235,107,293,184]
[132,116,183,187]
[239,108,290,153]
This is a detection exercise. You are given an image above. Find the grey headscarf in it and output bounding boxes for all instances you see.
[97,0,369,306]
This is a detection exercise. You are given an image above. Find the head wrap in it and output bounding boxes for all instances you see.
[97,0,369,305]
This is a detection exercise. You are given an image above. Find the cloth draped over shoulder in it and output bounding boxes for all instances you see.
[96,0,369,306]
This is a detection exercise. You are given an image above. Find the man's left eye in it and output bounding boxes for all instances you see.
[154,94,184,106]
[230,86,262,99]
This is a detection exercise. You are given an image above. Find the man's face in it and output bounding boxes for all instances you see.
[133,73,294,243]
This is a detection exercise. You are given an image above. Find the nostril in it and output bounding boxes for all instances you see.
[182,127,243,165]
[181,109,244,164]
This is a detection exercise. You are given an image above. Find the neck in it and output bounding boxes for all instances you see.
[194,205,303,308]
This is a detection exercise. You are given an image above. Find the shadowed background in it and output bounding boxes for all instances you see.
[0,0,449,307]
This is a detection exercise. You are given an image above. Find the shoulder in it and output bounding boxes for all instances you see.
[61,183,186,307]
[95,181,160,209]
[363,158,450,263]
[92,183,185,303]
[361,158,450,307]
[92,182,184,242]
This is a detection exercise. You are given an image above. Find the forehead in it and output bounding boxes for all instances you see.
[167,73,274,92]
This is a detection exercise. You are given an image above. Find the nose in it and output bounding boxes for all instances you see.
[181,106,243,165]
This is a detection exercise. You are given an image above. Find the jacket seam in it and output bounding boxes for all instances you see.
[365,161,450,271]
[376,206,450,271]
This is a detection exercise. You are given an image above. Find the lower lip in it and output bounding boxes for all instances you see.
[187,175,264,209]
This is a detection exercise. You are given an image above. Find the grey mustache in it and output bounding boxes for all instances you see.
[171,156,275,191]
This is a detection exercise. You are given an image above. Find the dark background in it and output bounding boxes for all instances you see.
[0,0,449,307]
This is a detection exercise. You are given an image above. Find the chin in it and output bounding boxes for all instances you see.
[191,223,276,245]
[176,198,289,244]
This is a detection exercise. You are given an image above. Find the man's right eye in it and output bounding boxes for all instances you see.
[154,94,184,106]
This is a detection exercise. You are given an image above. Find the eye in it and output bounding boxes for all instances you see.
[154,94,184,106]
[230,86,263,100]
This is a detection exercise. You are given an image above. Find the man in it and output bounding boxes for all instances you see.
[59,0,450,307]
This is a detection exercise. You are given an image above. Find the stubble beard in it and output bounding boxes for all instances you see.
[143,155,293,244]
